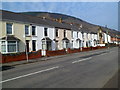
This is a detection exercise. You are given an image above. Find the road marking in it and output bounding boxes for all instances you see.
[110,51,116,53]
[72,57,92,64]
[0,66,59,83]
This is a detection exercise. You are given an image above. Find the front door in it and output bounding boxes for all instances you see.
[26,40,29,52]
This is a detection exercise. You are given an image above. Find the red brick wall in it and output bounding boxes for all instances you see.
[67,48,81,53]
[1,50,42,63]
[46,49,66,57]
[82,47,91,51]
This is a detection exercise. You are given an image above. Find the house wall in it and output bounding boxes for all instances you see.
[55,29,71,50]
[71,31,83,49]
[0,21,26,53]
[108,35,111,43]
[37,26,55,51]
[0,21,6,37]
[72,31,78,48]
[103,33,108,43]
[78,32,83,40]
[83,32,87,47]
[13,22,26,52]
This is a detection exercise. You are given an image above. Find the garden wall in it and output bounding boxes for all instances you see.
[46,49,66,57]
[1,50,42,63]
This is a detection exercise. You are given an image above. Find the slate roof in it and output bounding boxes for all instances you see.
[1,35,20,41]
[1,10,120,38]
[41,37,52,41]
[0,10,72,30]
[62,37,69,41]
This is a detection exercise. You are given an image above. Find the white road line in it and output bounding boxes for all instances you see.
[72,57,92,64]
[0,66,59,83]
[99,53,107,56]
[110,51,116,53]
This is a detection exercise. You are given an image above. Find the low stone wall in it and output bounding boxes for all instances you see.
[46,49,66,57]
[1,50,42,63]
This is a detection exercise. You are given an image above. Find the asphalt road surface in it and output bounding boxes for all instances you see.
[2,47,118,88]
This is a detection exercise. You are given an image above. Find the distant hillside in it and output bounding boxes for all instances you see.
[21,12,120,36]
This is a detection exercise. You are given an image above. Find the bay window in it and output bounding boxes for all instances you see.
[1,41,6,52]
[8,41,17,52]
[1,41,18,53]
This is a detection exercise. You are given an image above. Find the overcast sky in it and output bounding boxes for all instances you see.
[1,2,118,30]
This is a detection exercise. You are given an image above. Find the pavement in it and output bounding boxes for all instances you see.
[1,47,119,88]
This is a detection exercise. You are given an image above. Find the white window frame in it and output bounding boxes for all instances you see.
[25,25,30,36]
[32,26,37,36]
[0,40,18,53]
[6,23,13,35]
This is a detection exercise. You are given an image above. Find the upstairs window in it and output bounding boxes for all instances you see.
[71,31,73,38]
[32,26,36,36]
[55,29,58,37]
[77,32,78,38]
[25,25,29,35]
[64,30,66,37]
[44,28,48,36]
[6,23,13,35]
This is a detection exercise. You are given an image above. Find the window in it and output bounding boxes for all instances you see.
[25,25,29,35]
[6,23,13,35]
[32,40,36,51]
[1,41,18,53]
[42,40,52,50]
[32,26,36,36]
[8,41,16,52]
[64,30,66,37]
[82,33,84,39]
[1,41,6,52]
[77,32,78,38]
[71,31,73,38]
[63,41,69,49]
[55,29,58,37]
[44,28,48,36]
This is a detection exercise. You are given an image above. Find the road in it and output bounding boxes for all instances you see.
[2,47,118,88]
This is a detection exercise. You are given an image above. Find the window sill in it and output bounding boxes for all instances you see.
[7,34,14,36]
[32,35,37,37]
[25,35,31,37]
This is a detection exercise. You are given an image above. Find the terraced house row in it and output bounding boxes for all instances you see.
[0,10,120,56]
